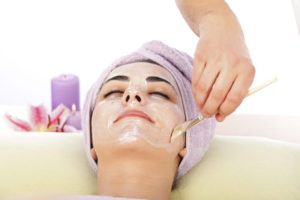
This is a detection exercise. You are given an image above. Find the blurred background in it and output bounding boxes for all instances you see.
[0,0,299,115]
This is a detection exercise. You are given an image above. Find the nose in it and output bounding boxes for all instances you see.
[122,89,145,106]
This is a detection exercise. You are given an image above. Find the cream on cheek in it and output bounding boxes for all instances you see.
[92,100,121,141]
[147,99,184,143]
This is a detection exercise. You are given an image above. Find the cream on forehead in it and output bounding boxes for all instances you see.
[107,62,178,86]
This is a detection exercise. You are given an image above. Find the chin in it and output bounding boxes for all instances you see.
[99,133,173,162]
[110,133,158,152]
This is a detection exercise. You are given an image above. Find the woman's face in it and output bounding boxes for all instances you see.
[91,62,186,159]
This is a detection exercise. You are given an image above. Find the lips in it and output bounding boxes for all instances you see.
[115,109,154,123]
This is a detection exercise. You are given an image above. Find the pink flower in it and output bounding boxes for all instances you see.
[5,104,78,132]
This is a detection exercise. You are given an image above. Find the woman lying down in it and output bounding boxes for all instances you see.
[48,41,215,200]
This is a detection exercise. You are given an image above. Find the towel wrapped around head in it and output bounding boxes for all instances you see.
[82,40,216,181]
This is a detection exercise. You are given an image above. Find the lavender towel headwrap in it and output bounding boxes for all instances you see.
[82,40,216,181]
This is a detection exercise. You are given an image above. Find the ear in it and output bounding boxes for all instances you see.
[90,148,98,161]
[179,147,187,158]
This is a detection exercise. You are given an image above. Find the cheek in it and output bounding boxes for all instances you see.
[92,100,122,137]
[149,101,186,148]
[151,101,185,132]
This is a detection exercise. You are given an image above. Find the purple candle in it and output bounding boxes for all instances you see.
[66,104,82,130]
[51,74,80,111]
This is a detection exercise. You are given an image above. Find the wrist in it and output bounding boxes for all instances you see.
[197,8,244,39]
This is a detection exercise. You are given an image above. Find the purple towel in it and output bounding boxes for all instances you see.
[82,40,216,181]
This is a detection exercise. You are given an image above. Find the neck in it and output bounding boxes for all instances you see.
[97,157,176,200]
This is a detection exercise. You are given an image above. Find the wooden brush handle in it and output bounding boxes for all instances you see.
[247,77,277,97]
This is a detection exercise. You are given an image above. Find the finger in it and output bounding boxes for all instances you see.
[91,148,98,161]
[218,71,254,117]
[201,69,236,117]
[215,113,226,122]
[192,41,208,88]
[192,57,206,90]
[193,60,220,110]
[192,57,206,85]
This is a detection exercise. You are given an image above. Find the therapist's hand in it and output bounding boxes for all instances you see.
[192,17,255,122]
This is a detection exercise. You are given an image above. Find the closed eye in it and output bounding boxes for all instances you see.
[149,92,170,100]
[103,90,124,98]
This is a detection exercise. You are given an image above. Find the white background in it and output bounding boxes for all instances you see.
[0,0,299,115]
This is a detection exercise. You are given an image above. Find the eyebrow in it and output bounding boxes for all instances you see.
[103,75,175,90]
[146,76,172,86]
[104,75,129,84]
